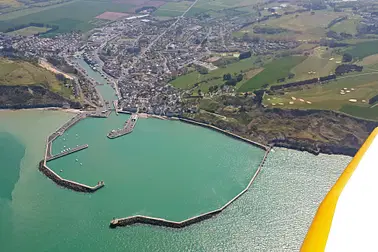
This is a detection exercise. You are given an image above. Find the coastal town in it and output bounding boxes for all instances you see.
[0,4,298,115]
[1,0,378,155]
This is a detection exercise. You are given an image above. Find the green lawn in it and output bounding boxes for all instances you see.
[344,40,378,59]
[238,56,306,91]
[0,0,134,33]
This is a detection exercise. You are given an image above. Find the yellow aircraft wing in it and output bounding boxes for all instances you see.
[301,128,378,252]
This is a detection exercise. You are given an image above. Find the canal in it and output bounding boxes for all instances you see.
[75,57,117,102]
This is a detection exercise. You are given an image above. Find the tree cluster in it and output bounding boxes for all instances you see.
[342,53,353,62]
[223,73,243,86]
[239,51,252,60]
[335,64,363,75]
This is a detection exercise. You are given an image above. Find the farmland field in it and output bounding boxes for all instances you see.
[238,56,306,92]
[7,26,51,36]
[0,0,134,34]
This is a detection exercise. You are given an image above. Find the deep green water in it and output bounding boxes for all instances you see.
[0,109,352,251]
[48,113,264,221]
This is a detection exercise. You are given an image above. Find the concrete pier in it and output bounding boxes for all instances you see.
[107,114,138,139]
[46,144,88,161]
[110,147,271,229]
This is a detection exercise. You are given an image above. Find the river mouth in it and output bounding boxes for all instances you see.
[47,113,265,222]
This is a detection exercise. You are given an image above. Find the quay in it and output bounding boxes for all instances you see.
[107,114,138,139]
[46,144,88,161]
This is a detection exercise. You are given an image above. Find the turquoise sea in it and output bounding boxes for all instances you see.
[0,109,351,251]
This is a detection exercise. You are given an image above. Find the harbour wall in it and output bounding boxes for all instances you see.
[110,145,271,229]
[39,160,104,193]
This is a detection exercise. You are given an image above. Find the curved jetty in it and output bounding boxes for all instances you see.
[110,147,271,229]
[107,114,138,139]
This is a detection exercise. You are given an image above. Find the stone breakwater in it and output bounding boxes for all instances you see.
[39,160,104,193]
[109,121,271,229]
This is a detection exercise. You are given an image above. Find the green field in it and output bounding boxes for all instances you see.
[8,26,51,36]
[170,57,259,93]
[0,0,134,34]
[0,58,74,99]
[344,40,378,59]
[238,56,306,92]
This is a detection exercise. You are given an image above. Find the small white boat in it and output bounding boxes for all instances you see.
[75,159,78,162]
[80,163,82,166]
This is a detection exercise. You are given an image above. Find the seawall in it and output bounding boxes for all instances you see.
[110,146,271,229]
[39,160,104,193]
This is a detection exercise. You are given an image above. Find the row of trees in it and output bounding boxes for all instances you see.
[270,74,337,91]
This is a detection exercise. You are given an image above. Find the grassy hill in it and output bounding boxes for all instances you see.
[0,57,75,100]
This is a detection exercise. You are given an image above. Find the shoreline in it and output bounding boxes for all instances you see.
[0,107,82,114]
